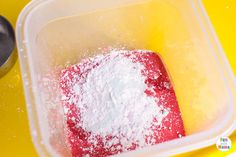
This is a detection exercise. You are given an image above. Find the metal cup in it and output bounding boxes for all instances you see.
[0,15,16,78]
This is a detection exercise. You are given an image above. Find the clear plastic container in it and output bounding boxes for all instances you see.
[16,0,236,156]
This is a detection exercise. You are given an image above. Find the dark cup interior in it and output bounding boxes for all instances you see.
[0,16,15,67]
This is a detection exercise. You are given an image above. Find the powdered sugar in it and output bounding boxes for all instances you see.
[61,50,170,153]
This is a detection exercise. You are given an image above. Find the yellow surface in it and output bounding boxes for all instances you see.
[0,0,235,157]
[0,0,39,157]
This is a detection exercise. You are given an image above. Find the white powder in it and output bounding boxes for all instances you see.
[63,50,169,151]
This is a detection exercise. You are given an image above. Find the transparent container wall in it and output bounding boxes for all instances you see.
[22,0,232,156]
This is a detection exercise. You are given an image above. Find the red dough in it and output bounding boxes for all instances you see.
[60,50,185,157]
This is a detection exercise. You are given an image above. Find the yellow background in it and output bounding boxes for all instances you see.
[0,0,235,156]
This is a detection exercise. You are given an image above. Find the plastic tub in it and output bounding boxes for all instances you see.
[16,0,236,156]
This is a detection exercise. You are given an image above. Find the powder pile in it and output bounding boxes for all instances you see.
[60,50,185,157]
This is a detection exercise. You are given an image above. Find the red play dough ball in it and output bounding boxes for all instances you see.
[60,50,185,157]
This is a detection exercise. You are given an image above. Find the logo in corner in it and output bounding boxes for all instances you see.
[216,137,232,152]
